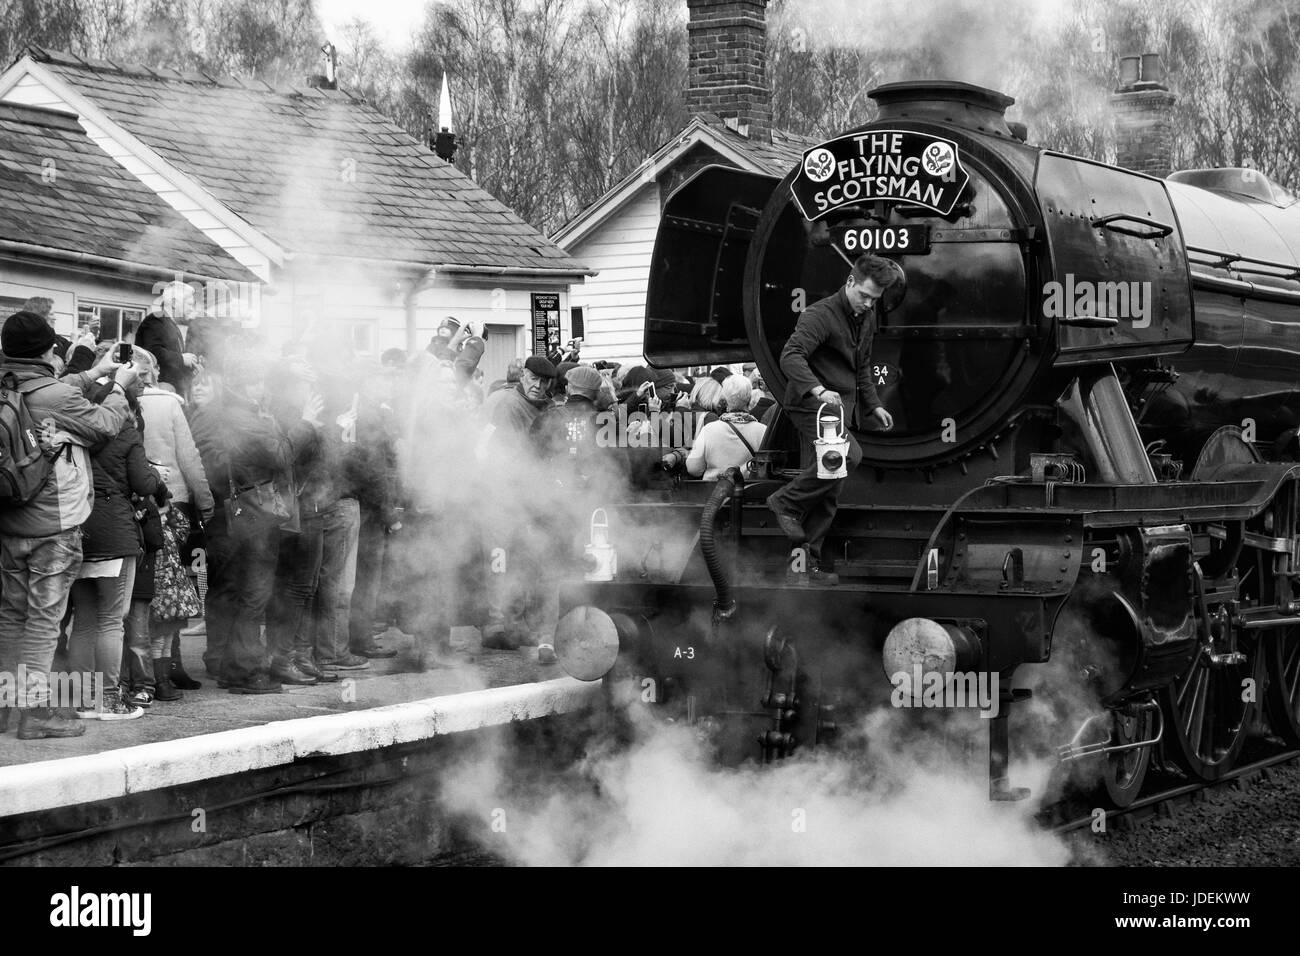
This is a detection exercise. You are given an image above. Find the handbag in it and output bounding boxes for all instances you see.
[224,477,294,535]
[152,507,200,621]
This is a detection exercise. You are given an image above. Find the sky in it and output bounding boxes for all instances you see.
[317,0,428,49]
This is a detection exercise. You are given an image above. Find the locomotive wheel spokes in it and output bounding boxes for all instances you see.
[1265,627,1300,746]
[1099,703,1156,808]
[1161,637,1260,781]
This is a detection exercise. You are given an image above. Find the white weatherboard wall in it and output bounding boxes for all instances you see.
[565,181,659,367]
[0,260,154,338]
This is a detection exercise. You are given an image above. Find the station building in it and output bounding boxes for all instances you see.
[0,46,590,382]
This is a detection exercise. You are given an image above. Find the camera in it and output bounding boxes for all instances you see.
[115,342,132,364]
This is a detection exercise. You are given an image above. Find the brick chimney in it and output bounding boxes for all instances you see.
[1110,52,1176,178]
[686,0,772,144]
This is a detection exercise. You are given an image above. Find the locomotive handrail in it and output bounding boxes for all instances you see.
[1185,244,1300,280]
[1090,212,1174,240]
[1190,270,1300,305]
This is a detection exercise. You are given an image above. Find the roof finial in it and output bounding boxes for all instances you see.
[438,71,453,132]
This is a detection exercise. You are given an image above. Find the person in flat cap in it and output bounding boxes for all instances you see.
[526,363,621,664]
[475,354,560,655]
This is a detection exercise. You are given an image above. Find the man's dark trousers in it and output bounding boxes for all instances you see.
[769,405,863,564]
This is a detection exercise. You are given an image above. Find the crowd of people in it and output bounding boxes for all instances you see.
[0,284,771,742]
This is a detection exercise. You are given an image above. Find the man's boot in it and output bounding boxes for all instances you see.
[170,632,202,689]
[17,706,87,739]
[153,658,183,701]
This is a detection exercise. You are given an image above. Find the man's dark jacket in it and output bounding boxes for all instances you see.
[135,312,191,395]
[779,287,883,426]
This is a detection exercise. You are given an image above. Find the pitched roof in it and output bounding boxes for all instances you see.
[698,115,818,177]
[22,47,589,275]
[0,100,256,282]
[553,116,816,248]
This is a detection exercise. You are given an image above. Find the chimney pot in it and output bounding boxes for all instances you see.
[1140,52,1166,87]
[1111,54,1177,178]
[1119,55,1141,89]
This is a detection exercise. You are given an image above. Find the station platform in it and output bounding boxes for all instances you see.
[0,626,602,823]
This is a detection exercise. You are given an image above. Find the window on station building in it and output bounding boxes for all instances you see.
[78,302,145,341]
[571,306,585,339]
[349,323,374,355]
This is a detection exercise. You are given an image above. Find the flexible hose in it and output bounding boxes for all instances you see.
[700,466,743,621]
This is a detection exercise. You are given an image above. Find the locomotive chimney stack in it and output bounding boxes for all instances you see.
[686,0,773,144]
[1111,51,1177,178]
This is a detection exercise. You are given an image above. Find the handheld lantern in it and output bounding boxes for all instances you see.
[815,403,849,479]
[584,508,617,582]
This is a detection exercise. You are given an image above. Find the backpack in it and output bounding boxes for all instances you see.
[0,371,59,508]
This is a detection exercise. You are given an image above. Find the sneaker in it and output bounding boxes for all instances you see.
[227,673,282,695]
[537,644,557,665]
[180,619,206,637]
[319,653,370,671]
[99,689,144,721]
[126,686,155,708]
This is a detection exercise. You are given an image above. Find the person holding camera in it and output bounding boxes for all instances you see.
[765,254,902,583]
[0,312,136,738]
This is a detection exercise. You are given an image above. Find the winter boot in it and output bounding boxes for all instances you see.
[153,658,183,702]
[170,632,202,689]
[17,706,87,739]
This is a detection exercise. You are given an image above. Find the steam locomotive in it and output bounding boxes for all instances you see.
[552,81,1300,805]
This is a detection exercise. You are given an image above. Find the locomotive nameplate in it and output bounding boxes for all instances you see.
[791,130,970,220]
[833,224,931,255]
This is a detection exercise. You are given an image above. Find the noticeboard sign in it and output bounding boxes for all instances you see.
[790,129,970,221]
[531,292,561,357]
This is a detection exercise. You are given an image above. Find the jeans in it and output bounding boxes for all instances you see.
[768,406,864,563]
[68,557,137,694]
[268,511,325,665]
[0,529,84,709]
[204,508,280,681]
[315,498,359,663]
[123,596,153,690]
[348,507,387,649]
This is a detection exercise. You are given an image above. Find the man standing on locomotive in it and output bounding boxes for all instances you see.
[767,253,901,582]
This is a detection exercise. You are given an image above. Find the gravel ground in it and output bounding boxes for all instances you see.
[1069,757,1300,865]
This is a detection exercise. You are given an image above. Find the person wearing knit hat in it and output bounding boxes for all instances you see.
[1,309,57,358]
[563,364,603,398]
[0,310,138,738]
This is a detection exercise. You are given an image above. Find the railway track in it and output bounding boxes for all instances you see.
[1048,745,1300,835]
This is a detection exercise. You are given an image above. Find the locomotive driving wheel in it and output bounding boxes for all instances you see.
[1161,631,1262,782]
[1265,626,1300,746]
[1097,702,1157,808]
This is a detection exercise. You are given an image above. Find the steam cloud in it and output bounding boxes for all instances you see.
[439,697,1074,866]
